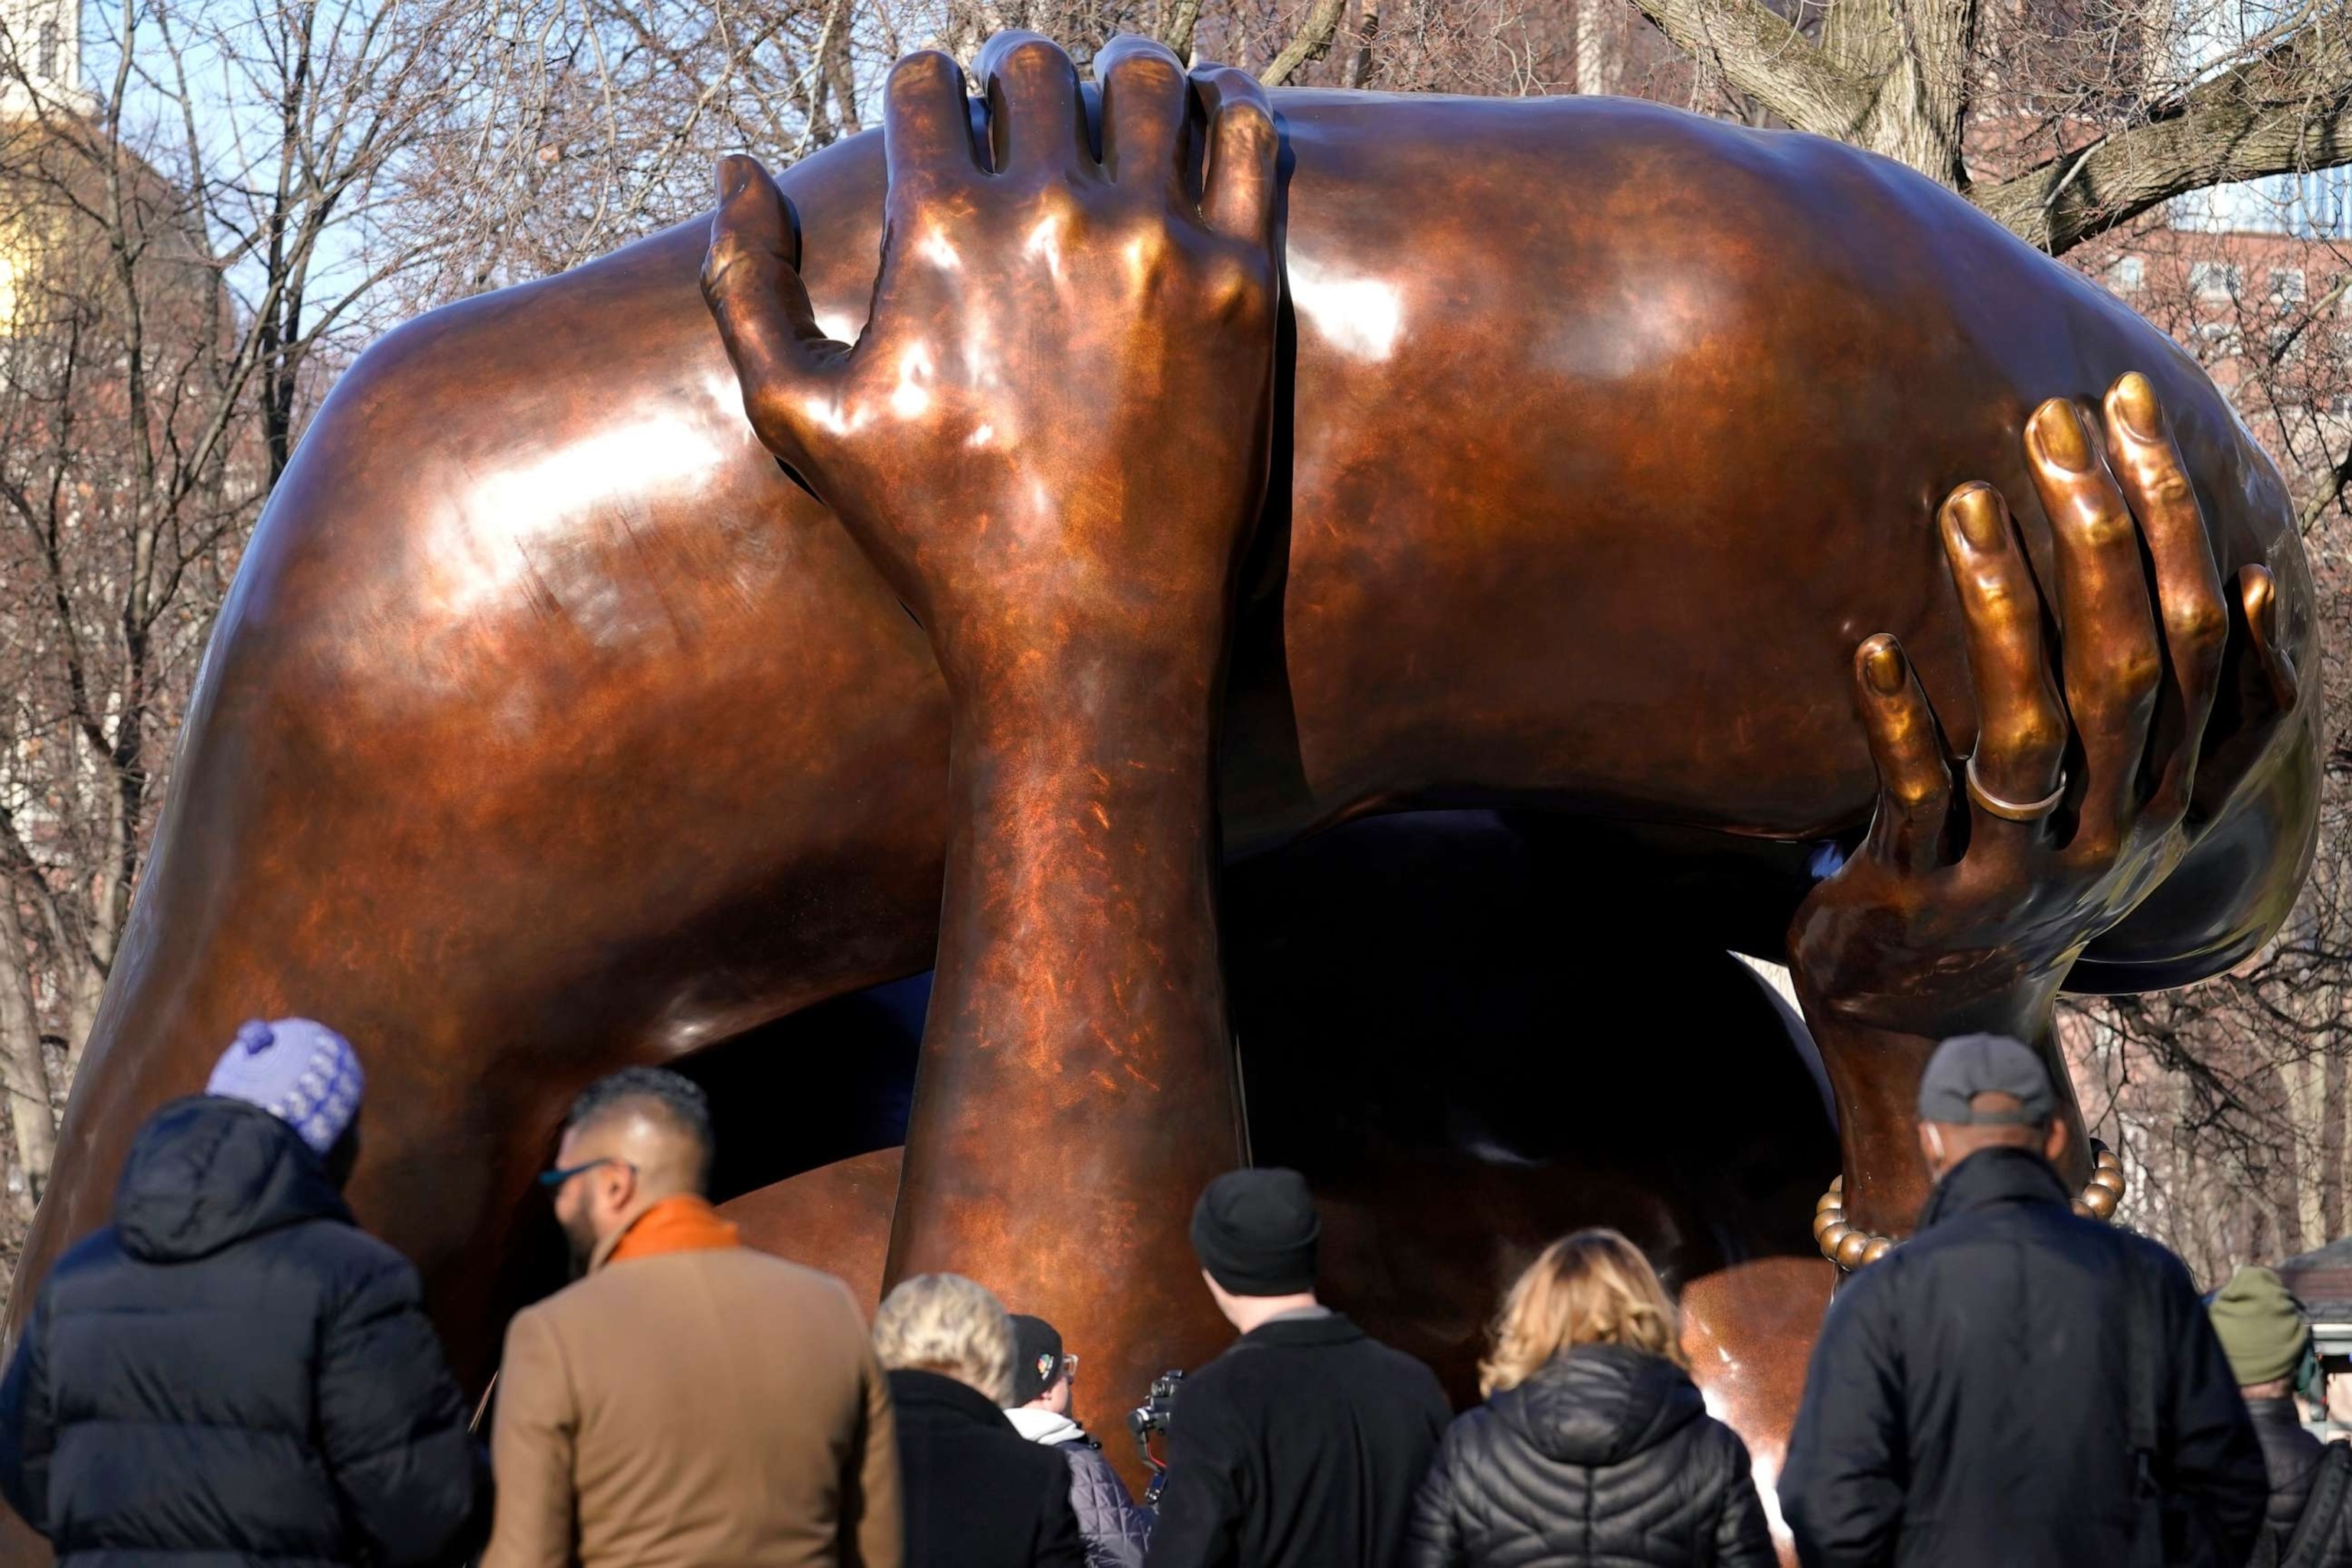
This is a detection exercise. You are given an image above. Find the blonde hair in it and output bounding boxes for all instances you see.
[872,1273,1017,1405]
[1478,1229,1685,1396]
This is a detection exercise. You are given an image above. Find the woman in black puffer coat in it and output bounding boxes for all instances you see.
[1403,1229,1775,1568]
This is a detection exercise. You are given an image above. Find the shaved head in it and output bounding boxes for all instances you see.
[548,1067,715,1267]
[563,1067,714,1194]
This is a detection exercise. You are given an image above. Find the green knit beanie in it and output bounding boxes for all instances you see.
[2208,1266,2310,1387]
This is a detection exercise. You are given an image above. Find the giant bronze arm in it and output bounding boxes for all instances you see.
[704,33,1282,1394]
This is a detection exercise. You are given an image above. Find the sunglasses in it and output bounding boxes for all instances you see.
[536,1156,625,1191]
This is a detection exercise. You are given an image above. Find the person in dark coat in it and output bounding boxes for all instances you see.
[1004,1314,1154,1568]
[1778,1032,2268,1568]
[2207,1265,2352,1565]
[1403,1227,1773,1567]
[875,1272,1086,1568]
[0,1018,485,1568]
[1145,1168,1453,1568]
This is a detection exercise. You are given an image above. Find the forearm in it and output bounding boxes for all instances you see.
[902,648,1236,1185]
[1792,969,2081,1235]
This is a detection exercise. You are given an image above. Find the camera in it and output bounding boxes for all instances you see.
[1127,1368,1184,1504]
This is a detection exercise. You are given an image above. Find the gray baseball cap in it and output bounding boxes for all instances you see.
[1917,1032,2056,1125]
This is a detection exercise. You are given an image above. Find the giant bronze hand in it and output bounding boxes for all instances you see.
[702,34,1279,1400]
[1792,374,2305,1238]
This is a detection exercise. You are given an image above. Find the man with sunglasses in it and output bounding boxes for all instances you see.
[1004,1315,1155,1568]
[482,1067,901,1568]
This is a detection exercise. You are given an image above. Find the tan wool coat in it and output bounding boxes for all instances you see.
[481,1244,901,1568]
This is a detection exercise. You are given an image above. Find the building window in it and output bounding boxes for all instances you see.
[2272,268,2308,305]
[2194,320,2242,354]
[2111,255,2145,292]
[35,19,56,80]
[2191,261,2243,303]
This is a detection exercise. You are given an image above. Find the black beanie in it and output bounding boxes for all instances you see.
[1191,1168,1321,1296]
[1008,1314,1065,1405]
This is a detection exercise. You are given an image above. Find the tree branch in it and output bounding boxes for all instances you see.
[1259,0,1351,86]
[1969,32,2352,254]
[1621,0,1878,142]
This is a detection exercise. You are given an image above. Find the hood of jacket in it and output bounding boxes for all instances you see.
[1916,1144,2072,1231]
[1491,1342,1706,1467]
[1003,1406,1087,1446]
[113,1096,352,1263]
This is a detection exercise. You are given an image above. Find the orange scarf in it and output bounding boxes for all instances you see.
[603,1194,741,1267]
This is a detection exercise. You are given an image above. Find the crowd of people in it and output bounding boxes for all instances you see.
[0,1021,2344,1566]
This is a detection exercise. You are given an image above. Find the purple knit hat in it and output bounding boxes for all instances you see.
[206,1019,364,1155]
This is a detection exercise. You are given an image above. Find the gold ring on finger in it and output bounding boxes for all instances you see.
[1965,754,2067,822]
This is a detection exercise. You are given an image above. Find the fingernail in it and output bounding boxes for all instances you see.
[2112,373,2161,443]
[1949,485,2007,550]
[720,155,751,201]
[1864,640,1907,694]
[2034,402,2094,472]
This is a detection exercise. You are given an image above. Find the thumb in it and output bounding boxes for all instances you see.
[701,153,849,488]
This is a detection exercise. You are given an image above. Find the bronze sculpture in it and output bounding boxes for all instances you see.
[0,35,2319,1550]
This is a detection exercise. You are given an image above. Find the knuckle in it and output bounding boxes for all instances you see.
[2167,599,2227,654]
[2068,828,2124,870]
[2099,647,2164,695]
[1204,253,1271,320]
[2066,503,2135,551]
[1987,714,2066,763]
[1891,777,1943,810]
[2141,471,2195,511]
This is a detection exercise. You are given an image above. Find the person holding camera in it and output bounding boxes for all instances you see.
[1145,1168,1452,1568]
[1005,1315,1155,1568]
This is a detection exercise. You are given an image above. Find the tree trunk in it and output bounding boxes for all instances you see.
[0,884,55,1219]
[1574,0,1618,96]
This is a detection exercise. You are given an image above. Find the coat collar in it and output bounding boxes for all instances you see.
[889,1367,1015,1429]
[1236,1310,1369,1351]
[589,1193,741,1273]
[1917,1145,2072,1231]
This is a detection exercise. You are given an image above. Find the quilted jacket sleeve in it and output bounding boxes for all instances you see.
[315,1248,485,1568]
[0,1283,56,1539]
[1708,1422,1778,1568]
[1396,1420,1467,1568]
[1065,1445,1152,1568]
[1036,1448,1088,1568]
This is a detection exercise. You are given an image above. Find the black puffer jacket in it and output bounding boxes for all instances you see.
[0,1096,485,1568]
[2246,1398,2352,1566]
[1402,1343,1774,1567]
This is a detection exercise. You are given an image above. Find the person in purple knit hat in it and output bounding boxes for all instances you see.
[0,1019,487,1568]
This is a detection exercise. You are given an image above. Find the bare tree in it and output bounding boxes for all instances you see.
[0,0,505,1233]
